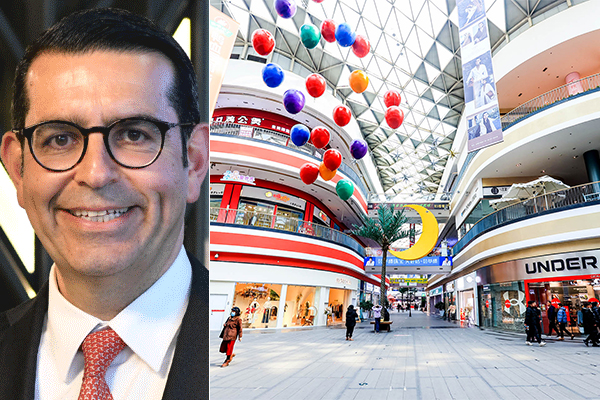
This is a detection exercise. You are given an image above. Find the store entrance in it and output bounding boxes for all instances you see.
[328,288,347,325]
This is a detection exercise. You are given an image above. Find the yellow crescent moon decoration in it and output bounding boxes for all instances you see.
[388,204,439,261]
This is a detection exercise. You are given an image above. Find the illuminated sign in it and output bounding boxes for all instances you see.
[221,170,256,185]
[389,277,428,284]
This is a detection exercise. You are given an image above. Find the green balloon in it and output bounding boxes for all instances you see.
[336,179,355,201]
[300,24,321,49]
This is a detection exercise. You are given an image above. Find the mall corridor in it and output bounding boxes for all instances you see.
[210,310,600,399]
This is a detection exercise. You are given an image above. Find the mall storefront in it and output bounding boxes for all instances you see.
[476,249,600,333]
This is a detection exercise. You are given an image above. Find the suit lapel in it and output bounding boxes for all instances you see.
[162,252,209,399]
[0,284,48,400]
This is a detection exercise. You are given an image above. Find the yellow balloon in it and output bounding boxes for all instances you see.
[319,162,337,181]
[349,70,369,93]
[389,204,439,261]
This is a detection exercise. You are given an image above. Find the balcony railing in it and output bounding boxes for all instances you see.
[452,181,600,256]
[210,207,366,257]
[501,72,600,129]
[210,123,368,195]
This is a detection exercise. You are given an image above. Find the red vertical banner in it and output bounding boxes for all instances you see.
[209,7,239,117]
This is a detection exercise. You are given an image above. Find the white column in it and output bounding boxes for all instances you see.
[276,284,288,329]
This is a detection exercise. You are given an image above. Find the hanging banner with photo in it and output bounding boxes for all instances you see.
[457,0,503,152]
[209,7,239,117]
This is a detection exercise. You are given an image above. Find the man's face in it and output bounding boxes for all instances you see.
[483,113,489,120]
[4,51,204,288]
[476,58,481,66]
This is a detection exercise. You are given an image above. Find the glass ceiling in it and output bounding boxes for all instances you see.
[210,0,575,200]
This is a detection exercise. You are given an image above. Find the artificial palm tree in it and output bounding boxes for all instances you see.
[351,204,410,305]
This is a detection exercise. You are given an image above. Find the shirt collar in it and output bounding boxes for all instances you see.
[47,245,192,382]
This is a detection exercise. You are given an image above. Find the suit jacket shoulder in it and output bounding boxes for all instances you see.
[162,252,209,400]
[0,284,49,400]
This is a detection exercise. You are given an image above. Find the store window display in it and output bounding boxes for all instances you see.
[283,285,317,327]
[235,201,275,228]
[479,282,526,332]
[233,283,282,329]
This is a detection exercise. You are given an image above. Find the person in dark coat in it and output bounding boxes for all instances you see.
[524,301,546,346]
[582,302,599,347]
[345,305,358,341]
[546,301,558,337]
[219,306,243,366]
[382,307,390,322]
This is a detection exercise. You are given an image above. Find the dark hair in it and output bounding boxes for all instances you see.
[231,306,241,317]
[557,303,562,307]
[527,300,534,306]
[12,8,199,166]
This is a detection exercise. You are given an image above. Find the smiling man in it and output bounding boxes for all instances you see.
[0,9,208,399]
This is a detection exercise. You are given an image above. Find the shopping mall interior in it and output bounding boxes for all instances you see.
[1,0,599,341]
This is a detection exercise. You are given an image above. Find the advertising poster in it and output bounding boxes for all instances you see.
[457,0,503,152]
[209,7,239,116]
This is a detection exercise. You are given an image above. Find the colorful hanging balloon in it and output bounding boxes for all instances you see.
[323,149,342,171]
[320,19,336,43]
[333,104,352,127]
[300,23,321,49]
[290,124,310,146]
[283,89,305,114]
[351,34,370,58]
[349,70,369,93]
[274,0,297,18]
[305,73,326,98]
[262,63,284,88]
[319,163,336,181]
[350,139,368,160]
[251,29,275,56]
[385,106,404,129]
[312,0,325,3]
[310,126,330,148]
[383,90,401,108]
[335,22,356,47]
[299,162,319,185]
[336,179,355,200]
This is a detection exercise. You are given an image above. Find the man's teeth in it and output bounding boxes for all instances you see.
[71,208,129,222]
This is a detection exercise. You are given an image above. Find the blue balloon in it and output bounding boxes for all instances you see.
[283,89,305,114]
[290,124,310,146]
[335,22,356,47]
[274,0,297,19]
[262,63,284,88]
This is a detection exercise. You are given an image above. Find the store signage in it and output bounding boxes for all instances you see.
[503,291,526,314]
[482,185,511,197]
[365,283,374,291]
[390,277,428,284]
[524,255,597,275]
[210,183,225,196]
[212,115,264,127]
[429,286,443,296]
[221,170,256,185]
[446,282,455,292]
[364,256,452,268]
[243,186,305,210]
[336,278,352,286]
[265,191,290,202]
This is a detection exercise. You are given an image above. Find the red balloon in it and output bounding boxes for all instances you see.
[306,73,326,98]
[251,29,275,56]
[323,149,342,171]
[384,90,401,108]
[299,163,319,185]
[320,19,336,43]
[333,105,352,127]
[385,106,404,129]
[310,126,330,148]
[352,34,370,58]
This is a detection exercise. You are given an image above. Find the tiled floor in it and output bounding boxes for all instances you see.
[210,311,600,399]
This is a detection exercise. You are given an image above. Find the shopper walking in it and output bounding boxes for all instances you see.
[525,301,546,346]
[556,303,574,340]
[372,304,383,333]
[546,301,559,337]
[219,307,243,367]
[582,302,599,347]
[345,305,358,341]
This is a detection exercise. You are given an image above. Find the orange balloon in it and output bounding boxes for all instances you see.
[319,162,337,181]
[349,70,369,93]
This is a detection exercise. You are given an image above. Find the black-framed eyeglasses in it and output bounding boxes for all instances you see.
[13,117,196,172]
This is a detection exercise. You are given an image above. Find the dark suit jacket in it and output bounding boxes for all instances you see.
[0,252,209,399]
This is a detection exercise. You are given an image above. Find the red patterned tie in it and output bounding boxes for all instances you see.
[78,328,127,400]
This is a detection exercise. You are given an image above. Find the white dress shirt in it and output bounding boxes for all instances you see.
[35,246,192,400]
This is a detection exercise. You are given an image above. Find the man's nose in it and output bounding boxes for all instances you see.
[73,133,118,188]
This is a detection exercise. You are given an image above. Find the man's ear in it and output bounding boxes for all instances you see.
[1,131,25,208]
[186,123,209,203]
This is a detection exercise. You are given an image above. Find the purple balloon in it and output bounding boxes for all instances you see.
[283,89,305,114]
[350,139,368,159]
[274,0,297,19]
